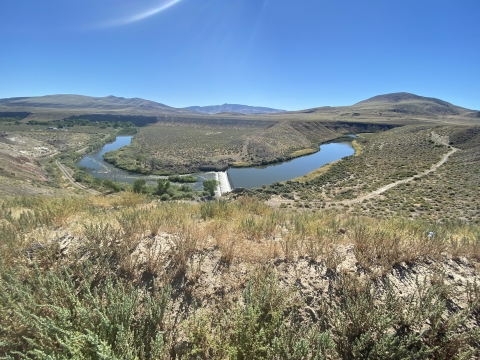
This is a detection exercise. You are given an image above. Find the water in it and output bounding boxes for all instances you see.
[228,142,354,189]
[78,135,354,190]
[77,136,217,191]
[77,136,136,182]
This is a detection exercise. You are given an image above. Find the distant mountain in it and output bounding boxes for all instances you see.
[352,92,471,117]
[0,95,191,115]
[0,92,476,124]
[291,92,475,120]
[355,92,450,105]
[183,104,285,115]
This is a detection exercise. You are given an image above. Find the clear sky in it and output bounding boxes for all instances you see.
[1,0,479,111]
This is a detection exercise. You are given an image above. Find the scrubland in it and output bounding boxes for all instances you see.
[102,121,343,175]
[0,124,119,196]
[254,125,480,224]
[1,193,480,358]
[103,122,257,174]
[1,115,480,358]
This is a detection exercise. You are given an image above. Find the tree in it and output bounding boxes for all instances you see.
[103,179,122,192]
[156,179,170,196]
[132,179,146,193]
[203,179,218,196]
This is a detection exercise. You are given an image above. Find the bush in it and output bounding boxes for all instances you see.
[180,184,192,192]
[103,179,122,192]
[203,179,218,196]
[168,175,197,183]
[0,265,172,358]
[132,179,147,193]
[160,194,170,201]
[156,179,170,196]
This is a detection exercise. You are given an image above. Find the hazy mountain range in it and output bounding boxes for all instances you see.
[0,95,184,114]
[0,92,478,123]
[183,104,285,115]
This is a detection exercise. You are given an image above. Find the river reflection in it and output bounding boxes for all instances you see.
[228,142,354,189]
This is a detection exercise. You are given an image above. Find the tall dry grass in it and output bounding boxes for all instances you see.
[1,193,480,358]
[2,193,479,276]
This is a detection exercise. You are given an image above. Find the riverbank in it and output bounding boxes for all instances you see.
[78,135,355,193]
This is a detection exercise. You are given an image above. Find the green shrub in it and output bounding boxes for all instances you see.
[168,175,197,183]
[103,179,122,192]
[0,264,172,359]
[203,179,218,197]
[132,179,147,193]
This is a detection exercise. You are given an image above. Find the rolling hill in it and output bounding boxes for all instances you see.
[273,92,478,125]
[0,94,192,115]
[0,92,477,124]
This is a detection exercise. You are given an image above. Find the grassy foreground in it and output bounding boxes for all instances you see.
[1,193,480,359]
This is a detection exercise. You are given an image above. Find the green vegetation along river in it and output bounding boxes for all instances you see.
[78,135,354,190]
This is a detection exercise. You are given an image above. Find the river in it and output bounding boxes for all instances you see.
[228,141,354,189]
[78,135,355,191]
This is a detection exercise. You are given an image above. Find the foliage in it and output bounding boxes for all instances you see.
[0,194,479,358]
[168,175,197,183]
[103,179,123,192]
[160,194,170,201]
[133,179,147,193]
[0,264,172,359]
[203,179,218,196]
[156,179,171,196]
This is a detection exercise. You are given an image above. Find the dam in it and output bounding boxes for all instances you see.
[78,135,354,194]
[215,171,233,196]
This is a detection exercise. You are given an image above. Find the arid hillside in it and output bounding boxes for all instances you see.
[1,194,479,358]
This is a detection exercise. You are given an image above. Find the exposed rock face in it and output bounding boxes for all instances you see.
[198,164,228,172]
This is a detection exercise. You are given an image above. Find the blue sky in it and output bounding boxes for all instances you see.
[1,0,479,110]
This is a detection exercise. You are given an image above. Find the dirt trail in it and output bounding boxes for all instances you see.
[338,147,459,205]
[56,160,101,195]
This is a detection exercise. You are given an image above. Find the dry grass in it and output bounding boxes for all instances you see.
[1,193,480,358]
[351,138,364,156]
[289,148,317,158]
[293,161,337,182]
[2,193,478,277]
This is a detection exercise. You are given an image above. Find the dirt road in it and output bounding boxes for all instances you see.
[338,147,459,205]
[56,160,101,195]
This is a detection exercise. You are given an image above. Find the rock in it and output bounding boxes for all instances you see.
[58,233,74,255]
[231,187,246,194]
[25,242,46,258]
[338,228,347,234]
